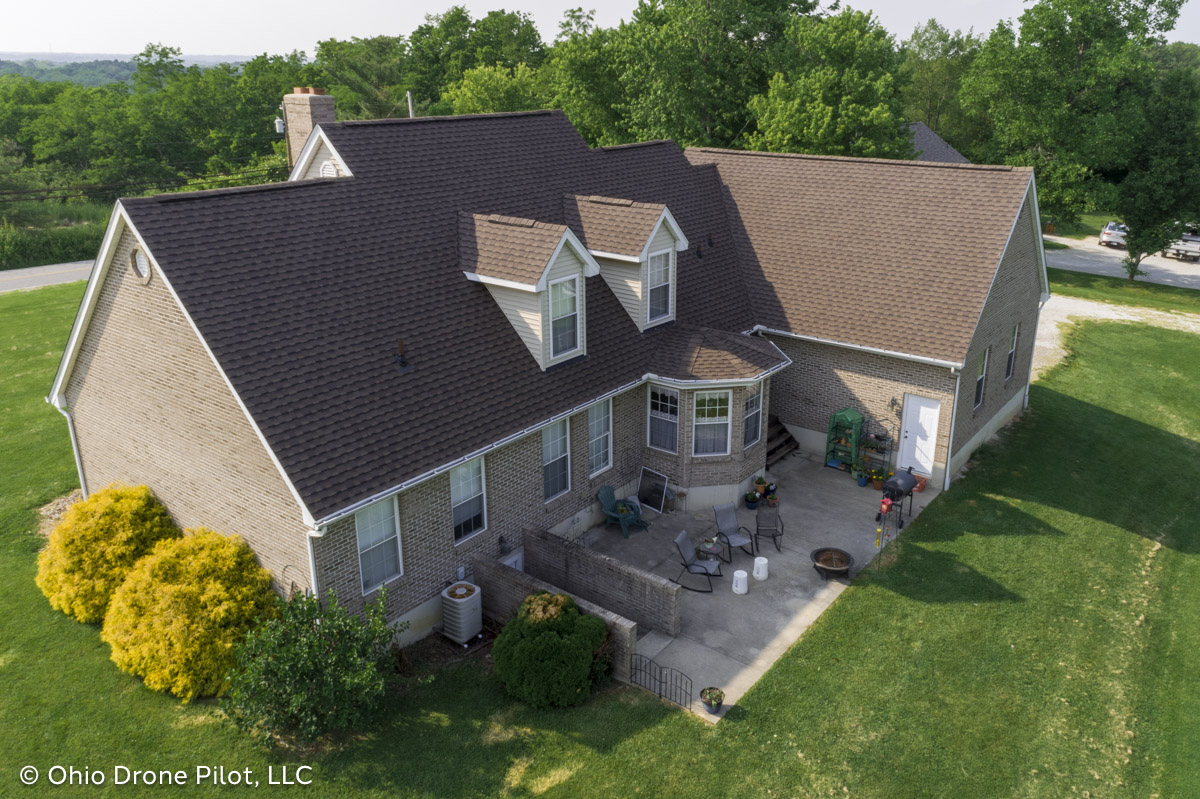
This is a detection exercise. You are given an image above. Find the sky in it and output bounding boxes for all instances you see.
[2,0,1199,59]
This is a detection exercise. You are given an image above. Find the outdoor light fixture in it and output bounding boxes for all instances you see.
[274,117,285,134]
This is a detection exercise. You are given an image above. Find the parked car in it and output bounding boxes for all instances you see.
[1099,221,1128,247]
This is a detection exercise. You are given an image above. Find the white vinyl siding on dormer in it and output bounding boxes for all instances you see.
[299,140,346,180]
[483,284,542,364]
[596,256,644,327]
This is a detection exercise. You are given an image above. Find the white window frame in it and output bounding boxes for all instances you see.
[548,275,580,359]
[355,496,403,594]
[450,457,487,543]
[1005,324,1019,381]
[587,399,612,477]
[542,419,571,502]
[693,390,732,457]
[647,385,680,454]
[974,348,989,409]
[646,249,673,324]
[743,382,762,449]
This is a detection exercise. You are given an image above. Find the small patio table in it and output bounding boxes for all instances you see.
[696,540,724,561]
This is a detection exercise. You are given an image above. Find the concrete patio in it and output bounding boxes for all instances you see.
[582,451,939,721]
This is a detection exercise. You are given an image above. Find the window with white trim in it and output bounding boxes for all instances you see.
[974,348,989,408]
[549,277,579,358]
[450,458,486,541]
[693,391,731,456]
[355,497,402,592]
[542,419,570,500]
[744,383,762,449]
[1005,324,1019,380]
[648,386,679,453]
[587,400,612,476]
[648,251,672,323]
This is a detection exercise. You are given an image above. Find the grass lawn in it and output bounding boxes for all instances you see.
[2,285,1198,797]
[1042,238,1069,250]
[1051,211,1117,240]
[1048,266,1200,314]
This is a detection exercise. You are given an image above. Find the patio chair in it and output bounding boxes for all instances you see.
[597,485,648,538]
[671,530,723,593]
[713,502,755,560]
[755,505,785,553]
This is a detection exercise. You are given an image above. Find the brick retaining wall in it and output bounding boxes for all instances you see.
[522,527,682,636]
[470,556,635,683]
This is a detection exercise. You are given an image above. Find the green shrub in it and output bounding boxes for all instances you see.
[222,590,399,745]
[35,484,180,623]
[101,528,276,702]
[492,592,608,708]
[0,219,105,269]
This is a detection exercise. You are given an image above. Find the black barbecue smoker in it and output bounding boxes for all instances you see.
[876,467,918,528]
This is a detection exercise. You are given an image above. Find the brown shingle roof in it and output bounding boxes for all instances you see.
[562,195,665,257]
[459,212,566,286]
[684,148,1033,364]
[650,326,788,382]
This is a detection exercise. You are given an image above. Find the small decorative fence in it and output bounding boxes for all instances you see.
[630,653,692,709]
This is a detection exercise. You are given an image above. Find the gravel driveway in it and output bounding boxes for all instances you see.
[1044,234,1200,290]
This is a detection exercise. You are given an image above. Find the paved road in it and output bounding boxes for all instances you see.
[1044,234,1200,290]
[0,261,92,294]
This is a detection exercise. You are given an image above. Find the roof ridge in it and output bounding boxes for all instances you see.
[334,110,561,128]
[689,147,1020,172]
[565,193,665,211]
[131,178,337,204]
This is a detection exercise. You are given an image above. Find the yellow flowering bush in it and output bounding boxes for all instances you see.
[36,484,179,623]
[101,528,276,702]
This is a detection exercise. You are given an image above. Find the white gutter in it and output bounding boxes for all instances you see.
[50,401,89,498]
[306,527,325,598]
[753,325,963,370]
[312,352,792,528]
[942,368,962,491]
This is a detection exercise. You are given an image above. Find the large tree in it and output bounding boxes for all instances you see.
[1115,66,1200,279]
[747,9,912,158]
[962,0,1183,222]
[315,36,410,119]
[544,9,630,146]
[441,63,549,114]
[899,20,984,154]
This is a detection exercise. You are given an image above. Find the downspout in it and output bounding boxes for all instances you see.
[306,527,325,599]
[51,401,89,498]
[942,368,962,492]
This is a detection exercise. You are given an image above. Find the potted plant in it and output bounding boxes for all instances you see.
[744,491,760,510]
[766,482,777,494]
[765,492,779,507]
[754,476,768,495]
[869,467,887,490]
[700,686,724,713]
[852,464,869,486]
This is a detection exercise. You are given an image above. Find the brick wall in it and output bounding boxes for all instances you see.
[471,556,635,683]
[768,336,957,471]
[522,527,682,636]
[951,196,1044,456]
[65,226,311,593]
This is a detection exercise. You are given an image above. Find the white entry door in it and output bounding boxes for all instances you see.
[898,394,940,476]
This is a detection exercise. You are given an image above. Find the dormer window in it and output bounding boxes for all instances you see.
[550,277,579,357]
[648,251,672,322]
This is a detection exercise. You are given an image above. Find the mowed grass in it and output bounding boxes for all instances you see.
[1042,238,1070,250]
[1048,266,1200,314]
[1,283,1198,797]
[1052,211,1117,240]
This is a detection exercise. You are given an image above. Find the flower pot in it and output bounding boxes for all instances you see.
[871,478,884,490]
[914,476,927,493]
[766,496,779,507]
[755,483,768,495]
[745,497,759,510]
[700,687,724,713]
[703,699,723,713]
[856,476,869,487]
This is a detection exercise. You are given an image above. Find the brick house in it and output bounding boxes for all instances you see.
[48,91,1047,637]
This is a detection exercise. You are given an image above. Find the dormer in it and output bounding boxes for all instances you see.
[283,88,354,181]
[460,213,600,370]
[563,195,689,332]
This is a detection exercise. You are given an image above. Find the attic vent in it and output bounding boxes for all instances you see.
[485,214,536,228]
[393,339,414,375]
[319,159,337,178]
[129,248,152,284]
[588,196,633,206]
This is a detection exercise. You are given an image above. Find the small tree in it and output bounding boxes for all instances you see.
[36,484,180,624]
[222,590,399,745]
[101,528,276,702]
[492,592,607,708]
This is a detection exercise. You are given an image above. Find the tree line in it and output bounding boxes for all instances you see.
[2,0,1198,277]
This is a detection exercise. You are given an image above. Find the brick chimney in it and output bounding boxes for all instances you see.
[282,87,336,167]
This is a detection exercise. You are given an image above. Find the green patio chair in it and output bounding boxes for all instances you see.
[597,485,648,538]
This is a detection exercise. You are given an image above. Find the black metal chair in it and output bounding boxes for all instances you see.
[755,505,785,553]
[672,530,722,592]
[714,502,755,560]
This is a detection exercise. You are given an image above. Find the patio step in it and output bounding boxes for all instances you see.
[765,416,799,467]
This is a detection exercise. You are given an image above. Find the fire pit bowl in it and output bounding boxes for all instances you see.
[811,547,854,580]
